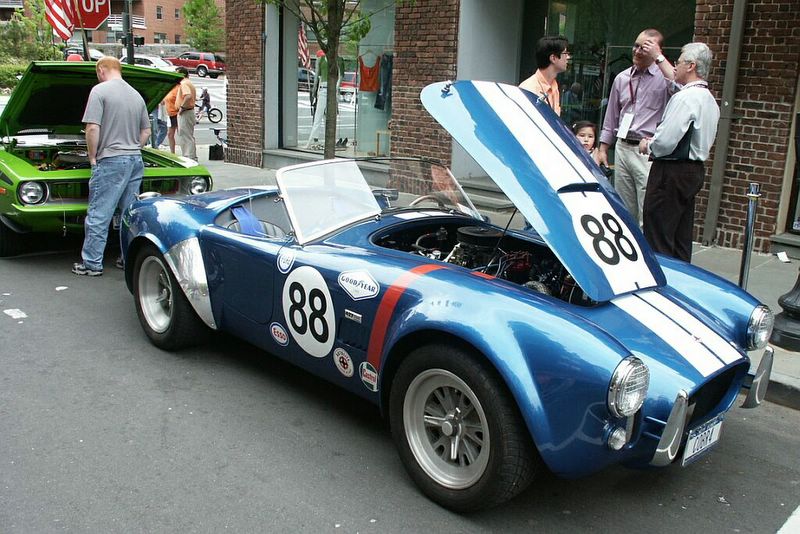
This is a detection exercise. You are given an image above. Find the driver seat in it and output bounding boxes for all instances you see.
[229,206,286,238]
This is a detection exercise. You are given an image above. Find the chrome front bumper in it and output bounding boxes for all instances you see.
[649,346,773,467]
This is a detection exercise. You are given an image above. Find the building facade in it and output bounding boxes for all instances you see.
[226,0,800,254]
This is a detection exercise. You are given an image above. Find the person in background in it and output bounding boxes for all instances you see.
[561,82,583,125]
[595,28,676,225]
[639,42,719,262]
[165,81,181,153]
[519,35,570,116]
[572,120,597,153]
[72,57,150,276]
[151,99,168,148]
[174,67,197,160]
[196,87,211,120]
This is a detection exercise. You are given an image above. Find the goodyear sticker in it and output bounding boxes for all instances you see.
[277,249,296,274]
[338,270,379,301]
[333,347,354,378]
[359,361,379,392]
[270,322,289,346]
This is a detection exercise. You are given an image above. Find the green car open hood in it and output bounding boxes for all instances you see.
[0,61,182,137]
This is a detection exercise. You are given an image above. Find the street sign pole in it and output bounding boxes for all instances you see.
[70,0,91,61]
[125,0,134,64]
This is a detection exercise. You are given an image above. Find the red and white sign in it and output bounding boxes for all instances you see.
[73,0,110,31]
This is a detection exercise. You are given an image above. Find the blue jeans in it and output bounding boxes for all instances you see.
[81,155,144,270]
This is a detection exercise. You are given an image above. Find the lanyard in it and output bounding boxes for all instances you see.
[628,67,642,109]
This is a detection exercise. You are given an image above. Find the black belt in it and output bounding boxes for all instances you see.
[618,138,641,145]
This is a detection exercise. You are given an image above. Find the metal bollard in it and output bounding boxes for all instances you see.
[738,182,761,290]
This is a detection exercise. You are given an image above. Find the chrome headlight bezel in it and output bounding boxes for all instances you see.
[746,305,773,350]
[608,356,650,418]
[19,181,46,205]
[189,176,210,195]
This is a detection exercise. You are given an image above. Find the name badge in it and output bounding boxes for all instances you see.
[617,112,635,140]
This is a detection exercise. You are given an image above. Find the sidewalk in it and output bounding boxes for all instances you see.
[197,147,800,410]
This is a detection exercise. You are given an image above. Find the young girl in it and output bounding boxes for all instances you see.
[572,121,597,153]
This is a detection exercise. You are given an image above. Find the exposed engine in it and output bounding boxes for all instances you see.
[376,222,594,306]
[11,146,159,170]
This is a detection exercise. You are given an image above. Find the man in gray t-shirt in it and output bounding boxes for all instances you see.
[73,57,151,276]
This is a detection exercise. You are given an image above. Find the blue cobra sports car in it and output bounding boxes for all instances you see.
[120,80,775,511]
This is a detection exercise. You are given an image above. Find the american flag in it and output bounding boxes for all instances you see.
[298,23,310,69]
[45,0,75,41]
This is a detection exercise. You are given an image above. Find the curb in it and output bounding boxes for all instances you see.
[766,378,800,411]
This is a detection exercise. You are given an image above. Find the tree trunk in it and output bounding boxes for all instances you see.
[323,2,345,159]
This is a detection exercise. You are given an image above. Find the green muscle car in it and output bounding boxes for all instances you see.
[0,61,212,256]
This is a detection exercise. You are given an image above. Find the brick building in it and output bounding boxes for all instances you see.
[225,0,800,253]
[52,0,226,47]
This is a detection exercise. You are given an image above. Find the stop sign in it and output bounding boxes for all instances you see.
[74,0,110,31]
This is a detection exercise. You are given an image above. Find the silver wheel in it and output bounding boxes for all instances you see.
[403,369,490,489]
[138,255,174,334]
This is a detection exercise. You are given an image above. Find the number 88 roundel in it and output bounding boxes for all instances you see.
[282,266,336,358]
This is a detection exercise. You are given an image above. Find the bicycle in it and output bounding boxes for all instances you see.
[195,104,223,123]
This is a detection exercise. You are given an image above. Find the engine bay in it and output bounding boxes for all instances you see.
[9,145,161,171]
[374,219,595,306]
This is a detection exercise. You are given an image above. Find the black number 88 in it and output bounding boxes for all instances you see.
[579,213,638,265]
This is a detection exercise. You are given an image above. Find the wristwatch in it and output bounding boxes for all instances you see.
[655,54,666,65]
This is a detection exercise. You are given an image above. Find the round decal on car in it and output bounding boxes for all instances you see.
[333,347,354,378]
[277,249,296,274]
[281,266,335,358]
[270,322,289,346]
[359,361,379,392]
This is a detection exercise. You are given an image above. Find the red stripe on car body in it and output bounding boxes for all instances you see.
[366,264,446,370]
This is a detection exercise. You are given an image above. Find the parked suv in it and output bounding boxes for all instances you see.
[164,52,225,78]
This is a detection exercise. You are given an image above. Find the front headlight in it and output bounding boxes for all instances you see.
[746,305,773,350]
[608,356,650,418]
[189,176,209,195]
[19,181,46,204]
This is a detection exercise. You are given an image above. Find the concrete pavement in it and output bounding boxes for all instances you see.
[196,145,800,410]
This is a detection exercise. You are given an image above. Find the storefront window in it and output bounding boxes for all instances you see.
[534,1,696,128]
[286,0,394,156]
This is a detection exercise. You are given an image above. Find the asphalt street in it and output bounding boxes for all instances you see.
[1,246,799,531]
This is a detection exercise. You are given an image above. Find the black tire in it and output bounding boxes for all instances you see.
[196,65,208,77]
[207,108,223,123]
[133,244,207,350]
[0,218,23,257]
[210,74,219,79]
[389,344,540,512]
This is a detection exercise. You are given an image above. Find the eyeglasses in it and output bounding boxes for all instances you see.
[560,50,571,57]
[675,59,694,66]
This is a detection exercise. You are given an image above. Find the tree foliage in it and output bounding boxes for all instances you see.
[182,0,226,52]
[0,0,62,63]
[262,0,394,158]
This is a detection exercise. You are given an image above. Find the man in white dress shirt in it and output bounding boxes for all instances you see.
[638,42,720,262]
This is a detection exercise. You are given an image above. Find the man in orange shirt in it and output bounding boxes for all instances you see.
[519,36,570,116]
[165,82,181,153]
[174,67,197,160]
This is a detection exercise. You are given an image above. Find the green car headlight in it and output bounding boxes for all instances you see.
[19,181,46,205]
[189,176,209,195]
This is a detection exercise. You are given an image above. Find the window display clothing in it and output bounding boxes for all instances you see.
[358,54,380,92]
[375,53,393,110]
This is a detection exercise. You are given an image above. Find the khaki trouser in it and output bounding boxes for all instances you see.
[613,141,652,226]
[176,109,197,160]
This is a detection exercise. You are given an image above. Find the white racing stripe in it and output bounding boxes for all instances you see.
[638,291,743,365]
[474,83,587,191]
[497,84,600,186]
[778,504,800,533]
[613,293,724,377]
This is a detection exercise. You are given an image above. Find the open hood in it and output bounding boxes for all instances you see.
[0,61,182,137]
[421,80,665,302]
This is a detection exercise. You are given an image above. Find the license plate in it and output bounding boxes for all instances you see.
[682,414,724,466]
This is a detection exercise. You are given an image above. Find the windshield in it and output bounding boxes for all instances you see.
[277,158,481,244]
